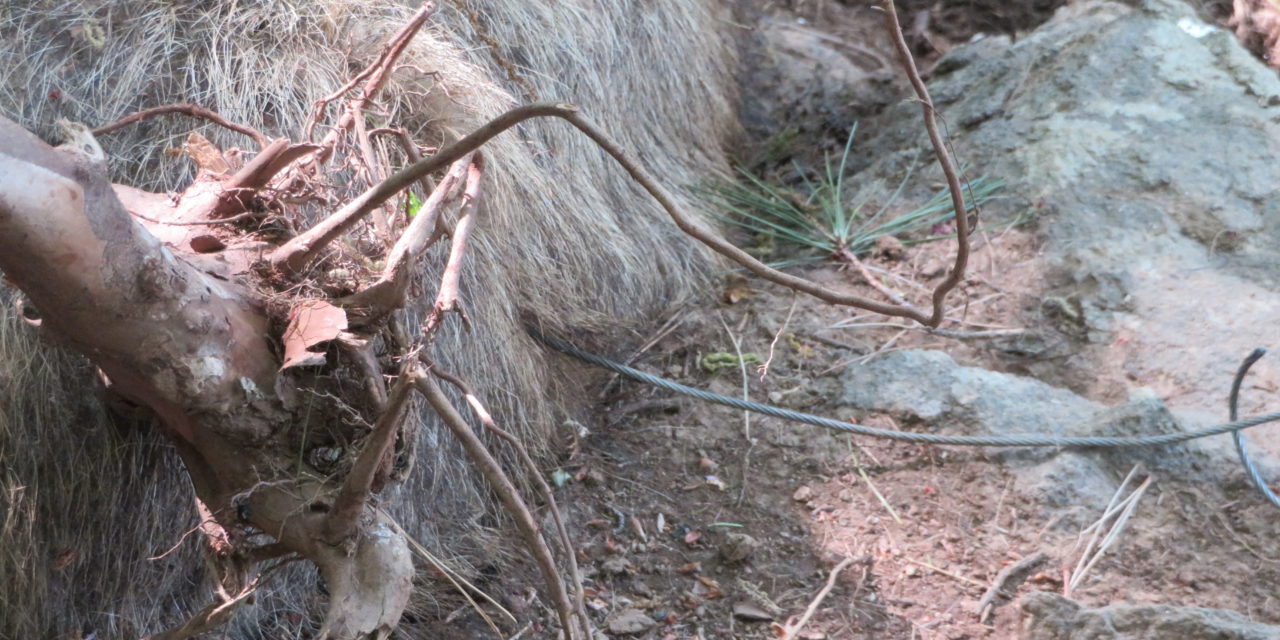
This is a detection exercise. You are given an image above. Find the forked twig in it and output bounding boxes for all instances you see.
[880,0,976,325]
[144,558,296,640]
[424,153,485,335]
[303,2,438,164]
[758,294,798,381]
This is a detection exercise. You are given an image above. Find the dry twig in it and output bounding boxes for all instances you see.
[414,374,580,639]
[431,366,592,640]
[975,552,1048,622]
[758,294,798,382]
[92,102,269,149]
[273,100,974,327]
[841,248,910,307]
[780,556,863,640]
[128,209,260,227]
[879,0,977,325]
[424,153,484,335]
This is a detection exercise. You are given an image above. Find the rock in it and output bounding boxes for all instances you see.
[740,11,895,145]
[839,350,1226,512]
[600,556,632,576]
[855,0,1280,463]
[874,235,906,261]
[1021,592,1280,639]
[718,532,759,563]
[839,350,1096,429]
[188,234,225,253]
[792,485,814,502]
[605,608,656,636]
[583,468,607,487]
[732,601,774,622]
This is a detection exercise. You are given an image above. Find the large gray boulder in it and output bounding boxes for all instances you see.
[858,0,1280,463]
[1022,592,1280,639]
[840,349,1224,510]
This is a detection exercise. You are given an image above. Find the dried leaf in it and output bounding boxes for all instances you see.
[51,548,77,571]
[280,300,348,370]
[692,578,723,599]
[723,284,754,304]
[695,575,722,598]
[677,561,701,574]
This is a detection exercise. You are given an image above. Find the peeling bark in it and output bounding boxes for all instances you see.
[0,115,414,639]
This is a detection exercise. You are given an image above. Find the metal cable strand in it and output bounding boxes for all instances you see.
[1230,349,1280,508]
[530,329,1280,449]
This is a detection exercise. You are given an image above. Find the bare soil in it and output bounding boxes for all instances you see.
[422,226,1280,639]
[545,232,1280,639]
[420,3,1280,638]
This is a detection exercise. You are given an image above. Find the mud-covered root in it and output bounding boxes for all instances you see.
[313,513,415,640]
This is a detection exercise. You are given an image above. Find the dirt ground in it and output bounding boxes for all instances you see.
[502,227,1280,640]
[407,3,1280,639]
[415,206,1279,640]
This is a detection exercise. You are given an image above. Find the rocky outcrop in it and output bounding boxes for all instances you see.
[1022,592,1280,639]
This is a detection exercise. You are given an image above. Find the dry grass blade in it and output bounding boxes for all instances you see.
[1067,465,1152,595]
[847,442,902,524]
[781,556,862,640]
[382,512,513,638]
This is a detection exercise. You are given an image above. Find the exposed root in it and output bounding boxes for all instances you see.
[91,103,269,149]
[431,366,592,640]
[414,372,583,639]
[312,511,415,640]
[325,370,419,543]
[423,153,484,336]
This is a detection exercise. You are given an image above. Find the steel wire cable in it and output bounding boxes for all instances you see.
[531,328,1280,506]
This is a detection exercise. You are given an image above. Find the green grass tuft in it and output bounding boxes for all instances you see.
[699,126,1004,267]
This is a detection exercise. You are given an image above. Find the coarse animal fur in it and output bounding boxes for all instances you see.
[0,1,740,636]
